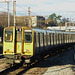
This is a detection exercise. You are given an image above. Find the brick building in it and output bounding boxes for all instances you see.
[15,16,45,27]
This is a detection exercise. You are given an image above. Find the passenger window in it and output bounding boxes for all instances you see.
[43,33,44,46]
[36,33,39,47]
[54,33,56,45]
[51,33,53,45]
[40,33,43,46]
[49,33,51,46]
[58,34,60,44]
[48,33,50,45]
[53,33,54,45]
[44,33,47,46]
[38,33,40,48]
[34,33,36,43]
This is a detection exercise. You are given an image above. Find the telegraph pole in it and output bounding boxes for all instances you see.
[13,0,16,26]
[7,2,10,27]
[28,7,31,27]
[0,1,11,27]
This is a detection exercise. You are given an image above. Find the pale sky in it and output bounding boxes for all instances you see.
[0,0,75,21]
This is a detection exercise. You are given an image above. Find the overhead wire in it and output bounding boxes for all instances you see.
[0,3,26,16]
[16,4,38,16]
[0,1,40,16]
[0,1,47,20]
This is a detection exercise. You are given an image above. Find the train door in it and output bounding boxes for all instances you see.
[15,28,22,54]
[3,26,16,54]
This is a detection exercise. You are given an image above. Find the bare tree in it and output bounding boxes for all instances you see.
[0,12,13,27]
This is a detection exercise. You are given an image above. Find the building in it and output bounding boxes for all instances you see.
[15,16,29,26]
[15,16,45,27]
[65,22,75,26]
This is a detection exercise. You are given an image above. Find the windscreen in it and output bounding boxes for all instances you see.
[5,28,13,42]
[24,30,32,43]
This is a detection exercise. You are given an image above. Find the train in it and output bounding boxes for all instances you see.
[3,26,75,65]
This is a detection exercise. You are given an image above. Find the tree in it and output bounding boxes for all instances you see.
[48,13,56,20]
[0,12,13,27]
[48,13,62,26]
[61,18,70,26]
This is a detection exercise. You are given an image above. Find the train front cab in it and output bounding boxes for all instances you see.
[21,27,34,64]
[3,26,16,64]
[3,26,34,65]
[3,26,24,64]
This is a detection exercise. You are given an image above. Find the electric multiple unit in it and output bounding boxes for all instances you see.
[3,26,75,65]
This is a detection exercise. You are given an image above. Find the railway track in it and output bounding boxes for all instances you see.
[0,46,74,75]
[0,54,4,59]
[7,65,32,75]
[0,60,38,75]
[0,53,48,75]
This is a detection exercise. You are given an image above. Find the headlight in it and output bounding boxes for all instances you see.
[24,49,27,52]
[24,49,31,52]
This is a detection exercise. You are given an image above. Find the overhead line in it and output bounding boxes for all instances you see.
[16,4,37,15]
[0,3,40,16]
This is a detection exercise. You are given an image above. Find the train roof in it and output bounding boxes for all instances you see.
[4,26,75,34]
[33,28,75,34]
[33,28,56,33]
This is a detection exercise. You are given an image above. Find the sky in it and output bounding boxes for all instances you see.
[0,0,75,21]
